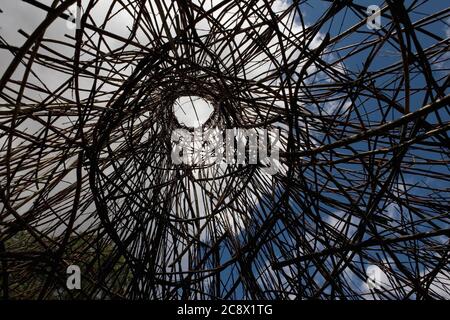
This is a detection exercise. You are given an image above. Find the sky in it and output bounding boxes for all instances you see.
[0,0,449,300]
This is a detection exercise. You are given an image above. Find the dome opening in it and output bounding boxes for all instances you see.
[173,96,214,128]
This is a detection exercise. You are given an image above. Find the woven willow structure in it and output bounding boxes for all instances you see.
[0,0,449,299]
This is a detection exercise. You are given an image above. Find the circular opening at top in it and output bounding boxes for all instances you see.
[173,96,214,128]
